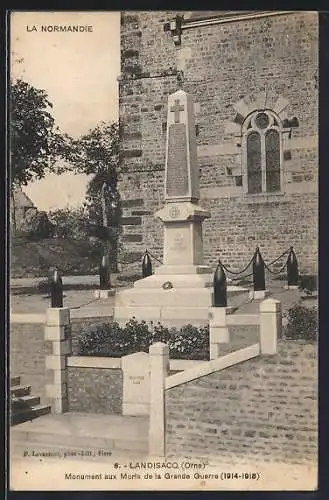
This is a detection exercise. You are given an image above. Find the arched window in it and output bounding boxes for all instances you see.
[242,111,282,194]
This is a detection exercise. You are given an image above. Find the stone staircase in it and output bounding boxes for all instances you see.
[10,412,149,461]
[10,376,51,426]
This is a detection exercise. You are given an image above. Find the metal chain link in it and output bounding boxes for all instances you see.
[263,248,291,275]
[264,260,288,275]
[116,255,144,267]
[146,250,163,265]
[220,253,255,276]
[231,271,254,281]
[220,247,291,277]
[70,297,101,310]
[266,248,291,267]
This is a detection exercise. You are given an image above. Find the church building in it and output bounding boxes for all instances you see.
[118,11,318,273]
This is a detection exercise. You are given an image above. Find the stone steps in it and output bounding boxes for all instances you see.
[11,404,52,426]
[11,412,149,460]
[11,384,32,398]
[11,377,51,426]
[10,376,21,386]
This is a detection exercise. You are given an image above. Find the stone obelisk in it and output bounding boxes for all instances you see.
[155,89,211,274]
[114,89,214,326]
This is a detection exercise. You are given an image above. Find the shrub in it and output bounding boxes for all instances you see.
[48,207,88,240]
[20,211,54,239]
[284,304,318,342]
[78,319,209,360]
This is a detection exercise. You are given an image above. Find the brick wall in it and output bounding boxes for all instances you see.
[165,341,317,464]
[10,322,52,404]
[118,11,318,273]
[67,367,123,415]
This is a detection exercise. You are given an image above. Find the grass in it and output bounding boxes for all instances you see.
[11,236,104,278]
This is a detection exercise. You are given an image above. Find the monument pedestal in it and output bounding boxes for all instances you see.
[114,201,215,326]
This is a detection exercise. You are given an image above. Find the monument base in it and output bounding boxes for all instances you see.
[114,273,248,327]
[284,285,299,290]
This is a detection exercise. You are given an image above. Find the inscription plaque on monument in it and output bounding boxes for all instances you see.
[166,123,189,198]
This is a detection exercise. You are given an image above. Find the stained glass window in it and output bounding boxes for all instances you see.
[265,130,281,192]
[244,111,282,194]
[255,112,269,129]
[247,132,262,193]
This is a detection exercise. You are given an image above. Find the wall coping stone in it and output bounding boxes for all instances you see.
[67,356,122,369]
[10,313,46,324]
[66,355,203,371]
[165,343,260,390]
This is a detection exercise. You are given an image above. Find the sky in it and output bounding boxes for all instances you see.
[10,11,120,211]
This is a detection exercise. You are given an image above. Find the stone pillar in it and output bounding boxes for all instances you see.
[208,307,231,359]
[259,298,281,355]
[44,308,71,413]
[149,342,169,457]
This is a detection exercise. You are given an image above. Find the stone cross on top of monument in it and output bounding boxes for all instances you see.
[164,89,200,204]
[171,99,185,123]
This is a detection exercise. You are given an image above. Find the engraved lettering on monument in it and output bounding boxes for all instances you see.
[170,232,186,250]
[166,124,189,197]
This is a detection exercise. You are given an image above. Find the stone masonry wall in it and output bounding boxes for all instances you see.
[118,11,318,273]
[67,367,123,415]
[165,341,317,464]
[10,322,52,404]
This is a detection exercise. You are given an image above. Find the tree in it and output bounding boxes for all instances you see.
[62,121,121,267]
[10,79,71,186]
[9,79,72,230]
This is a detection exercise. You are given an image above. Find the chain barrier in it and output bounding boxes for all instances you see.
[264,260,288,275]
[231,271,253,281]
[263,248,292,275]
[220,254,255,276]
[266,248,291,267]
[116,255,144,266]
[220,247,291,278]
[70,297,101,310]
[146,250,163,265]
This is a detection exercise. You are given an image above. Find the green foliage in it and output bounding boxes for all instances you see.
[59,121,121,260]
[11,236,103,278]
[10,79,71,187]
[78,319,210,360]
[19,211,54,239]
[284,304,317,342]
[48,206,89,240]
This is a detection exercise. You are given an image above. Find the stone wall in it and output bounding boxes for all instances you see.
[10,322,52,404]
[67,366,123,415]
[118,11,318,272]
[165,341,317,464]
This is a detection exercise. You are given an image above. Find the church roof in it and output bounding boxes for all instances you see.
[12,188,35,209]
[183,11,254,22]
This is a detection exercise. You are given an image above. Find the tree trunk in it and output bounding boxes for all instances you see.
[101,182,108,228]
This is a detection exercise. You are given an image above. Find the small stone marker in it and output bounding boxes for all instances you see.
[121,352,150,416]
